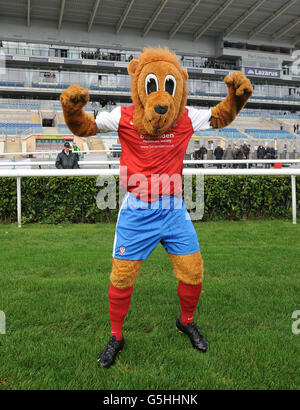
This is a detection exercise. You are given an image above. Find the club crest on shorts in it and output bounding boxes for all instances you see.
[120,246,126,256]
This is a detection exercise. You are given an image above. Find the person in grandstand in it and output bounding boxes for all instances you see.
[55,141,79,169]
[270,146,276,160]
[236,145,245,168]
[242,141,250,160]
[247,144,252,168]
[257,144,266,161]
[224,144,234,168]
[265,146,272,168]
[72,141,82,162]
[195,144,207,167]
[214,144,224,168]
[232,144,238,169]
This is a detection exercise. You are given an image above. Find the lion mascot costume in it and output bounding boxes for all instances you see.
[60,47,253,368]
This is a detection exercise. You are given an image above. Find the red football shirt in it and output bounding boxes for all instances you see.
[96,104,211,202]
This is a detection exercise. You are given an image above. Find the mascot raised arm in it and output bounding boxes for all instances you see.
[60,47,253,368]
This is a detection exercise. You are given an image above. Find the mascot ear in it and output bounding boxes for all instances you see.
[128,59,139,76]
[183,69,188,81]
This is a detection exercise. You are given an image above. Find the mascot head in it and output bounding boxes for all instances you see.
[128,47,188,137]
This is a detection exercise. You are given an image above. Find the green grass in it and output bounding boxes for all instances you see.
[0,221,299,390]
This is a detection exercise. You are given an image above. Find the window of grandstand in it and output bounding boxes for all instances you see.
[1,67,299,101]
[40,72,57,84]
[42,118,54,127]
[1,41,240,70]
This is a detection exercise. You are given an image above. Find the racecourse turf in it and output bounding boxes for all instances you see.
[0,220,299,390]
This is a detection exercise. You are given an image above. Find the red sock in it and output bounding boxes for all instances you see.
[108,283,133,340]
[177,281,202,325]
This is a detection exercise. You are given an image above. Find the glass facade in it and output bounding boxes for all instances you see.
[0,68,299,100]
[0,41,238,70]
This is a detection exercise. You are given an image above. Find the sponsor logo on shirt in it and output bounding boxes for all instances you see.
[140,133,175,148]
[140,133,175,140]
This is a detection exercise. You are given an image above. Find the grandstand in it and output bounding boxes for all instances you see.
[0,0,299,162]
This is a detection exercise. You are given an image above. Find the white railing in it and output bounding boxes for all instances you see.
[0,166,298,228]
[1,148,299,158]
[0,149,118,157]
[0,159,300,168]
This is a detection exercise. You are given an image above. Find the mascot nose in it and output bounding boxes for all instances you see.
[154,105,168,115]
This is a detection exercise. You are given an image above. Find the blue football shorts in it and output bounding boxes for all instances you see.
[112,192,200,260]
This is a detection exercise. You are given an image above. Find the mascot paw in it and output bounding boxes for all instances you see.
[224,72,253,98]
[60,84,89,112]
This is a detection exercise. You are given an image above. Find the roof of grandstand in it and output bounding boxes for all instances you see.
[0,0,299,49]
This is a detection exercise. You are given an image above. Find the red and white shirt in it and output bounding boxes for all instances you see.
[96,105,211,202]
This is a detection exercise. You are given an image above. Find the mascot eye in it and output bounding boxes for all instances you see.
[145,74,158,95]
[164,75,176,96]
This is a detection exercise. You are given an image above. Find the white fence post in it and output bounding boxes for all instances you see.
[291,175,297,225]
[0,310,5,334]
[17,176,22,228]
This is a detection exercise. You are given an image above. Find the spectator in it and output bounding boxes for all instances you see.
[265,146,272,168]
[257,144,266,160]
[72,141,82,162]
[232,144,238,169]
[92,101,99,119]
[294,124,297,133]
[242,141,250,160]
[100,99,107,108]
[195,144,207,168]
[55,142,79,169]
[236,145,245,168]
[224,144,234,168]
[270,146,276,168]
[214,144,224,169]
[270,146,276,159]
[247,144,252,168]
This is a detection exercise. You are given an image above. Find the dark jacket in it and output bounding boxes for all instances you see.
[236,148,245,160]
[265,147,272,159]
[243,144,250,158]
[195,147,207,160]
[270,147,276,159]
[257,146,266,160]
[55,150,79,169]
[214,146,224,160]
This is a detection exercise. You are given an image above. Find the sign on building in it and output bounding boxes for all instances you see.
[244,67,281,78]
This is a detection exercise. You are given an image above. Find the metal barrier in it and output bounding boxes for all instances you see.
[0,167,298,228]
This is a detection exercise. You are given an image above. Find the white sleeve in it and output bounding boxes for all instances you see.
[187,106,212,132]
[95,106,121,132]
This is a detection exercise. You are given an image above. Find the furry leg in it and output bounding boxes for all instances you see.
[168,252,204,285]
[107,259,142,340]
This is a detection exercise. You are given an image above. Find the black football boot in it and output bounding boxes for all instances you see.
[97,336,125,368]
[176,317,208,353]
